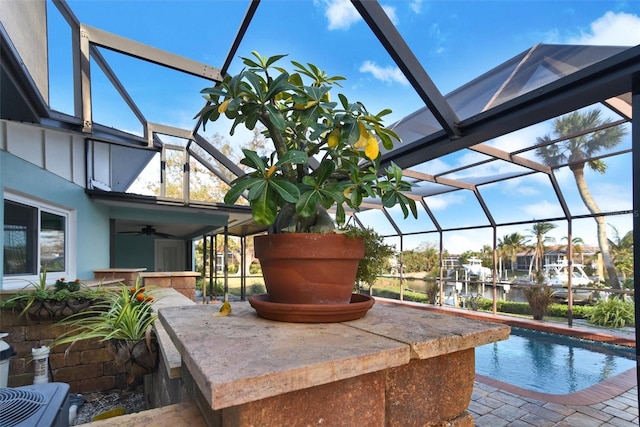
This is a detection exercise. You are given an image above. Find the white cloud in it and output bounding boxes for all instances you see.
[521,199,564,219]
[321,0,360,30]
[320,0,400,30]
[381,5,399,25]
[426,192,466,211]
[359,60,409,85]
[568,11,640,46]
[409,0,423,14]
[443,229,493,254]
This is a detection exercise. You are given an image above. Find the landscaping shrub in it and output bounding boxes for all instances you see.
[249,263,262,274]
[248,283,266,295]
[374,287,599,323]
[588,297,635,328]
[523,287,554,320]
[547,304,593,319]
[372,288,429,304]
[475,298,593,320]
[424,282,440,304]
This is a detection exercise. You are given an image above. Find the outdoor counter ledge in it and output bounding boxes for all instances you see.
[159,300,510,427]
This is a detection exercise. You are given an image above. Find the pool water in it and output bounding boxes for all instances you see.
[475,327,636,394]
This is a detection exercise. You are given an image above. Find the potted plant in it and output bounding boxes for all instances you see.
[53,279,158,383]
[196,52,416,316]
[1,271,106,320]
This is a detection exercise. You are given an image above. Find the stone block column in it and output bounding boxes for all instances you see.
[140,272,199,301]
[160,301,510,426]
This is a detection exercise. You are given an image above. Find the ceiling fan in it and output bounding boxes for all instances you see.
[118,225,175,238]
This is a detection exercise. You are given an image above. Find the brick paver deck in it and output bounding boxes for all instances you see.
[471,381,638,427]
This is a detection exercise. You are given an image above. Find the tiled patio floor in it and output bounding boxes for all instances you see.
[471,381,638,427]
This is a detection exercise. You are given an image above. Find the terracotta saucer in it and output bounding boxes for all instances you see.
[248,293,375,323]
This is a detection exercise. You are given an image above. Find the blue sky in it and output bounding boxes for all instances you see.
[47,0,640,254]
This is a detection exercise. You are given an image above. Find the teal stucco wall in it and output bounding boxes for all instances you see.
[1,151,111,286]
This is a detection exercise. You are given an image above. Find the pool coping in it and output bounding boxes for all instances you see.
[375,298,638,405]
[475,367,637,405]
[376,297,636,347]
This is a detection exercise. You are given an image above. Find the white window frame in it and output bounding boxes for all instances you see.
[3,191,77,290]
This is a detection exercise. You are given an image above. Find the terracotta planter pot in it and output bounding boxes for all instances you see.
[254,233,365,304]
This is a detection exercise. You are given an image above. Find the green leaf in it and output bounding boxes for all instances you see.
[301,175,317,187]
[314,159,335,185]
[223,176,257,204]
[265,72,293,101]
[265,54,288,67]
[344,121,359,145]
[252,187,278,225]
[338,93,349,110]
[296,191,320,217]
[243,71,267,102]
[376,108,393,117]
[374,123,394,150]
[247,179,268,201]
[289,73,304,88]
[350,187,363,208]
[335,204,346,226]
[275,149,308,166]
[269,178,300,203]
[264,104,286,130]
[241,149,267,171]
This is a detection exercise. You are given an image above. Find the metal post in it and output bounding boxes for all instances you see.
[567,221,574,327]
[202,235,208,303]
[224,226,229,302]
[630,84,639,405]
[399,235,404,301]
[439,232,444,306]
[492,228,498,315]
[212,234,218,300]
[240,236,246,301]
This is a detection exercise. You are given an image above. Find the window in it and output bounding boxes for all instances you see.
[3,193,74,288]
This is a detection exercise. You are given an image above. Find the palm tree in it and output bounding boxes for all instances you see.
[527,222,557,279]
[536,109,627,289]
[561,236,584,264]
[607,225,633,281]
[498,232,529,276]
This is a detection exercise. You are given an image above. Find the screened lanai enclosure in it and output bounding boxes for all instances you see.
[1,0,638,339]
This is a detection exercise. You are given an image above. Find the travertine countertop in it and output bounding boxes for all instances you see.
[159,300,510,410]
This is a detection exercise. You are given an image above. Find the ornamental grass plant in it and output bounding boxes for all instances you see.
[54,278,157,349]
[1,271,106,320]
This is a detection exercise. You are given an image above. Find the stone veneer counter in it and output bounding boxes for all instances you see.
[159,300,510,426]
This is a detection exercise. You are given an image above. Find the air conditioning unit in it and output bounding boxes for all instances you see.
[0,382,70,427]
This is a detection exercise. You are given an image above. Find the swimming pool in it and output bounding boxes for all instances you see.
[475,327,636,394]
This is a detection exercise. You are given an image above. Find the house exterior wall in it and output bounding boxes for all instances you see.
[1,120,111,287]
[115,234,157,270]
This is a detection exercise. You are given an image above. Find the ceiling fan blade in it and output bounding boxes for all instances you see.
[118,225,174,238]
[154,231,175,238]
